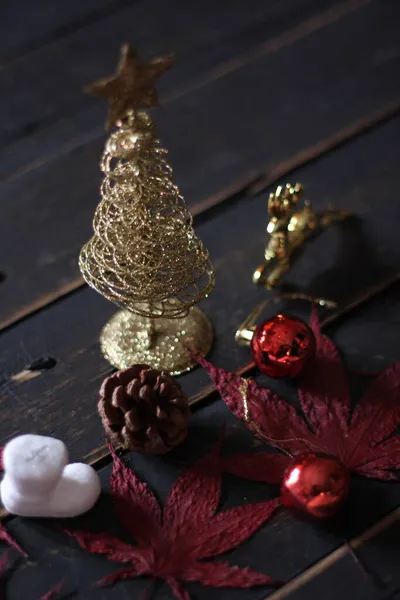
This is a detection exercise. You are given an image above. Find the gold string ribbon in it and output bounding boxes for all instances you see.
[239,378,324,457]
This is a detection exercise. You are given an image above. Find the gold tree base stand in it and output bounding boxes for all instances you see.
[100,307,214,376]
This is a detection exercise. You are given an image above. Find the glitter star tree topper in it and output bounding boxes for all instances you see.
[79,45,215,375]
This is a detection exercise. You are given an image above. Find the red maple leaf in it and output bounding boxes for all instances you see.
[0,549,9,578]
[195,309,400,483]
[64,440,282,599]
[0,447,26,557]
[40,580,64,600]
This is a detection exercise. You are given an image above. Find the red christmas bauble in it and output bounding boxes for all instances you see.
[281,452,350,519]
[251,314,316,378]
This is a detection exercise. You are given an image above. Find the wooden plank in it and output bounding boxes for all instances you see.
[0,0,355,183]
[0,0,341,159]
[1,412,339,600]
[0,272,396,501]
[186,272,400,418]
[0,0,124,63]
[1,100,399,336]
[1,0,399,331]
[267,508,400,599]
[2,405,400,599]
[0,116,399,465]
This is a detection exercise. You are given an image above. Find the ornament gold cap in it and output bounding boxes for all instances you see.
[235,293,336,347]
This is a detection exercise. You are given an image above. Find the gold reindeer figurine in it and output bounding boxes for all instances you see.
[252,183,350,289]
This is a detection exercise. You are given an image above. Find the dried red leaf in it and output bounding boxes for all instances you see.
[40,580,64,600]
[183,560,281,587]
[194,356,313,458]
[65,440,281,598]
[196,309,400,482]
[62,528,148,568]
[0,550,8,577]
[221,453,288,484]
[109,443,161,547]
[162,435,223,541]
[0,446,26,556]
[298,307,351,460]
[0,525,26,557]
[167,578,191,600]
[193,497,281,559]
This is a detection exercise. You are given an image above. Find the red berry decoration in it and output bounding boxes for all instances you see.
[281,453,350,519]
[251,314,316,378]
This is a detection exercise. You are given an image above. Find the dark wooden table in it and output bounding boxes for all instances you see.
[1,0,400,597]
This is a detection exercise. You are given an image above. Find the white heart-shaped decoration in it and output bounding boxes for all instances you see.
[0,434,101,518]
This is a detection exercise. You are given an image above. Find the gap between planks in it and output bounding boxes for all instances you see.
[0,0,397,573]
[1,98,399,336]
[83,271,400,465]
[2,0,374,184]
[0,272,398,523]
[164,0,375,106]
[0,0,135,70]
[266,507,400,600]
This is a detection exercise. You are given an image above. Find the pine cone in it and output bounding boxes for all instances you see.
[98,364,190,454]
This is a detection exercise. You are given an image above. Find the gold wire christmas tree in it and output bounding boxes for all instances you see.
[79,44,215,375]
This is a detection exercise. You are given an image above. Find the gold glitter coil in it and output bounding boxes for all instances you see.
[79,110,215,320]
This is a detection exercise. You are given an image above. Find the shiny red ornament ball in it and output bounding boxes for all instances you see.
[251,314,316,378]
[281,452,350,519]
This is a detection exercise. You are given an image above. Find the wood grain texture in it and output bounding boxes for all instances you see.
[0,0,358,185]
[1,2,399,597]
[0,116,399,465]
[2,403,400,600]
[1,99,399,335]
[268,508,400,599]
[1,0,400,331]
[0,0,340,159]
[0,0,126,63]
